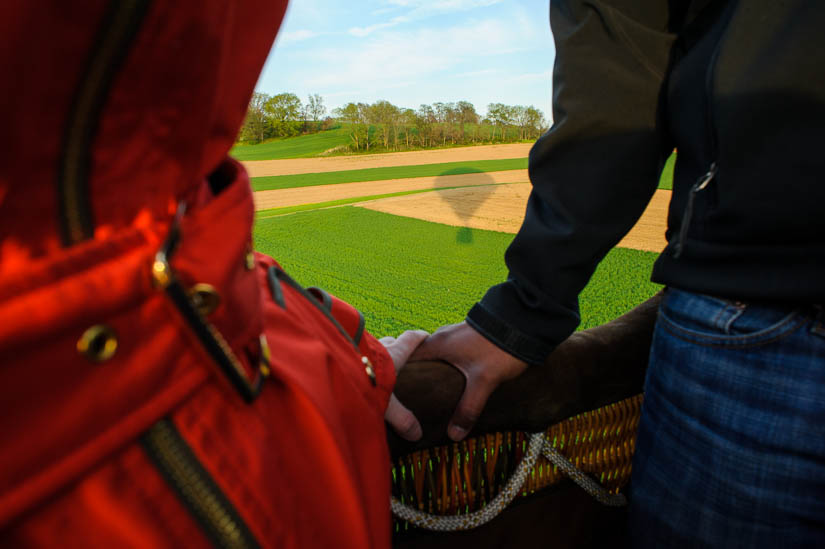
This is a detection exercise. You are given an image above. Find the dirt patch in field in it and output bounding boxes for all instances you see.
[243,143,532,178]
[358,185,672,253]
[253,170,528,211]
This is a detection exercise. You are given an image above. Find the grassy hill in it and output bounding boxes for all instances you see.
[230,125,352,161]
[231,124,533,161]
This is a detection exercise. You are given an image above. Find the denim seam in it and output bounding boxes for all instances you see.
[661,307,802,342]
[658,310,808,348]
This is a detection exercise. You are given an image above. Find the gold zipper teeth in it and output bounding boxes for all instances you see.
[58,0,153,245]
[143,420,258,549]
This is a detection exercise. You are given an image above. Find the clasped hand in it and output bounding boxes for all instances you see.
[381,322,527,442]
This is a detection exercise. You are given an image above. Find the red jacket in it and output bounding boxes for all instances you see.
[0,2,396,547]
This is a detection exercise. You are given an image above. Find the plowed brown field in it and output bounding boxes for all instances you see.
[243,143,532,177]
[358,184,671,252]
[253,170,528,211]
[252,144,670,252]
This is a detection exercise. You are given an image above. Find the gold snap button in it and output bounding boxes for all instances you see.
[245,250,256,271]
[188,283,221,316]
[77,324,118,362]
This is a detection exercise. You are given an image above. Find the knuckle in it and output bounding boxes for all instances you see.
[475,367,498,386]
[391,410,417,434]
[458,405,481,425]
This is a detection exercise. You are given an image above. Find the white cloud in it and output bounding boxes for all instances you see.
[348,16,410,37]
[388,0,503,11]
[256,1,555,117]
[371,7,397,16]
[455,68,499,78]
[278,29,321,45]
[352,0,504,37]
[512,70,552,82]
[304,18,533,92]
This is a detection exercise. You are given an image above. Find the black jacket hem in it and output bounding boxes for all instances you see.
[466,303,553,367]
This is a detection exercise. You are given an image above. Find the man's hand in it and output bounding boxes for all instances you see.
[380,330,429,441]
[410,322,528,441]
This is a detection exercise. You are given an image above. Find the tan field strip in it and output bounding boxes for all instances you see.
[243,143,532,178]
[357,184,672,252]
[253,170,529,211]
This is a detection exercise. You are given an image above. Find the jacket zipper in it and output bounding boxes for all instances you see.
[673,1,736,259]
[673,162,716,258]
[142,419,261,549]
[57,0,152,246]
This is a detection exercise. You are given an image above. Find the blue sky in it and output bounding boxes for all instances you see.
[255,0,556,121]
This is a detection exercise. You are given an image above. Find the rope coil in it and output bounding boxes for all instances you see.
[391,431,627,531]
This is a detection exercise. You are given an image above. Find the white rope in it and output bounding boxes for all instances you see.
[541,443,628,507]
[391,431,627,531]
[391,432,544,531]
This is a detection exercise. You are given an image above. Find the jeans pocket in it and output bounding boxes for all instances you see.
[659,288,807,348]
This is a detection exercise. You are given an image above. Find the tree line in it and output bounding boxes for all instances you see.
[238,92,330,143]
[237,93,549,152]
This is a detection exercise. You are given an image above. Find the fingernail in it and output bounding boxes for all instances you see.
[410,424,423,441]
[448,424,467,441]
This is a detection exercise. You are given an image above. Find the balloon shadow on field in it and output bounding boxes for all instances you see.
[432,168,497,245]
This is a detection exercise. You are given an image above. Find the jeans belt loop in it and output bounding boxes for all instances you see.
[812,305,825,338]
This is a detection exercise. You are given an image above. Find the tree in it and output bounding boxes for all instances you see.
[333,102,368,151]
[400,108,417,148]
[265,93,302,137]
[432,102,450,145]
[357,102,373,151]
[369,100,401,149]
[307,93,326,128]
[456,100,479,142]
[514,106,529,139]
[486,103,511,141]
[238,92,271,143]
[523,105,547,139]
[443,102,460,144]
[416,104,436,147]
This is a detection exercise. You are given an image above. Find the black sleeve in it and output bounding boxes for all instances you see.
[466,0,685,365]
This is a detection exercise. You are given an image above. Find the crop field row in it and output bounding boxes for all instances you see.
[254,184,512,219]
[253,207,661,338]
[659,153,675,190]
[249,158,527,192]
[250,152,675,193]
[252,170,529,211]
[255,189,433,218]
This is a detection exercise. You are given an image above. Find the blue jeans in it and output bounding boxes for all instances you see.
[628,288,825,548]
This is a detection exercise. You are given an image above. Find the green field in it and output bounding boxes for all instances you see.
[253,207,661,338]
[250,153,674,193]
[250,158,527,192]
[230,126,352,161]
[659,153,675,190]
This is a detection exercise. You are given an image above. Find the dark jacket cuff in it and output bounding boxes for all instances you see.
[466,303,554,367]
